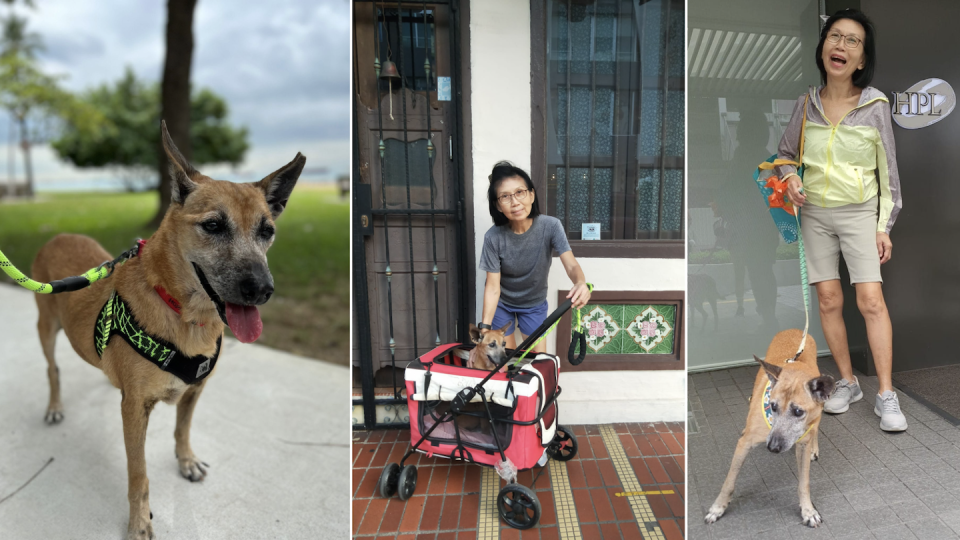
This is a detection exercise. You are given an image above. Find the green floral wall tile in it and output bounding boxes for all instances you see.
[573,303,677,356]
[578,304,623,354]
[625,304,675,353]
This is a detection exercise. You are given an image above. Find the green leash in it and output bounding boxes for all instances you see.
[0,241,141,294]
[790,209,810,361]
[511,283,595,368]
[568,299,590,365]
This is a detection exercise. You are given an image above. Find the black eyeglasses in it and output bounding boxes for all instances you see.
[826,31,862,49]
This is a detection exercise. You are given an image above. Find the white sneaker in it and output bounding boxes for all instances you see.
[875,391,908,432]
[823,377,863,414]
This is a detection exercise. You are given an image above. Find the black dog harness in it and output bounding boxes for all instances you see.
[94,291,221,385]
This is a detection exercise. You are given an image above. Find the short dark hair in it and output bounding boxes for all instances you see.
[487,161,540,226]
[816,9,876,88]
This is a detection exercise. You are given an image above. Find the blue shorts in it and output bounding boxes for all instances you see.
[491,299,548,337]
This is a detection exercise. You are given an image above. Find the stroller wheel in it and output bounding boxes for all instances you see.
[547,425,578,461]
[497,483,541,529]
[378,463,400,498]
[397,465,418,501]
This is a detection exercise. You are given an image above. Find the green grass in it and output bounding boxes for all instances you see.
[0,186,349,364]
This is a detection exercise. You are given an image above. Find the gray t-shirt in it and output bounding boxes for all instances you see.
[479,215,572,308]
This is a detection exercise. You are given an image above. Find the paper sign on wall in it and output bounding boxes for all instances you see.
[437,77,451,101]
[582,223,601,240]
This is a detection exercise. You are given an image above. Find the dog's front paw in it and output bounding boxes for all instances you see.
[704,503,727,524]
[127,520,155,540]
[44,405,64,425]
[801,506,822,528]
[178,454,209,482]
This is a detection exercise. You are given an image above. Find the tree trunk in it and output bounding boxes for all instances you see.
[7,114,14,198]
[19,116,32,198]
[151,0,197,226]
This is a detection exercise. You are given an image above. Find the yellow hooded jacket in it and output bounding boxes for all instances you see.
[775,86,902,234]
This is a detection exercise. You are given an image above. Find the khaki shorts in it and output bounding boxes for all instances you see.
[800,197,882,284]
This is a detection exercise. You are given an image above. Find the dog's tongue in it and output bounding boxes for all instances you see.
[225,302,262,343]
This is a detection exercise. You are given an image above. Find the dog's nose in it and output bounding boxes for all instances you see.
[239,271,274,305]
[766,438,783,454]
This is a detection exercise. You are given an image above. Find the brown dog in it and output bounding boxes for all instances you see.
[465,322,511,370]
[704,329,835,528]
[30,121,303,540]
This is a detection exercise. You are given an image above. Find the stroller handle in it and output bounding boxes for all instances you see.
[504,297,573,364]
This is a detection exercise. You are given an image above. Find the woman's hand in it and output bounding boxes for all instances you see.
[786,175,805,207]
[877,232,892,264]
[567,281,591,309]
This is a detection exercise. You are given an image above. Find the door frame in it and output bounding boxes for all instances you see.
[352,0,472,430]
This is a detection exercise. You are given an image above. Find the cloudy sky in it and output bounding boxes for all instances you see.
[12,0,348,187]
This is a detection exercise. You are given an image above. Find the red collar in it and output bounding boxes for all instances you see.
[154,284,184,315]
[137,239,202,324]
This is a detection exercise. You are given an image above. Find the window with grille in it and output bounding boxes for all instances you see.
[543,0,684,241]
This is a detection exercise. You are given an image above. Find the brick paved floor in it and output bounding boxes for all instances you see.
[688,359,960,540]
[353,423,685,539]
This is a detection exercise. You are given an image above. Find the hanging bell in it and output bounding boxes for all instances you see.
[379,59,401,81]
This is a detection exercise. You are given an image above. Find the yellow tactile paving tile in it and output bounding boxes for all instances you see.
[549,460,583,539]
[477,466,500,540]
[599,425,666,540]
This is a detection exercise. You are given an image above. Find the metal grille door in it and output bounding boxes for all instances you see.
[353,0,468,429]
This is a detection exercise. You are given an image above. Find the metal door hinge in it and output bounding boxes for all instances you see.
[449,136,453,160]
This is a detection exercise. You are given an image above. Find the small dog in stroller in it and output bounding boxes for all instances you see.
[453,322,511,370]
[377,300,581,530]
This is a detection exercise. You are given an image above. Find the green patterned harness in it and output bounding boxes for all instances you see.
[95,291,221,384]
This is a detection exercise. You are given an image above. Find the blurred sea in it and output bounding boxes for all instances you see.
[30,175,335,192]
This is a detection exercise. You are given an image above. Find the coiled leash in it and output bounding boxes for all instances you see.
[0,240,142,294]
[509,283,595,369]
[754,94,810,363]
[567,283,596,366]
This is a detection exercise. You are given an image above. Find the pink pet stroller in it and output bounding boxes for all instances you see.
[376,300,581,530]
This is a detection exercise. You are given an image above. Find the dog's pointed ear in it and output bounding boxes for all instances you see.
[468,324,482,344]
[257,153,306,219]
[160,120,199,205]
[498,322,512,334]
[754,355,782,386]
[807,375,836,403]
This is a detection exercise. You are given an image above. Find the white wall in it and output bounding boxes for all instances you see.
[546,257,686,423]
[468,0,685,423]
[469,0,532,316]
[560,371,686,424]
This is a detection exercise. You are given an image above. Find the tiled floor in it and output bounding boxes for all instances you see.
[353,423,685,539]
[688,359,960,540]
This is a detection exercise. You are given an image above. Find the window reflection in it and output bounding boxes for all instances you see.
[687,0,828,369]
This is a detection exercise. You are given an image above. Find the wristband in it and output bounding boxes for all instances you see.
[478,322,492,330]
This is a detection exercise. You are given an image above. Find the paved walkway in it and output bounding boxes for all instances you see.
[353,423,685,539]
[0,284,349,539]
[689,359,960,540]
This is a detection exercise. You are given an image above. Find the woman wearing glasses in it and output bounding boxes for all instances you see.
[777,9,905,430]
[477,161,591,360]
